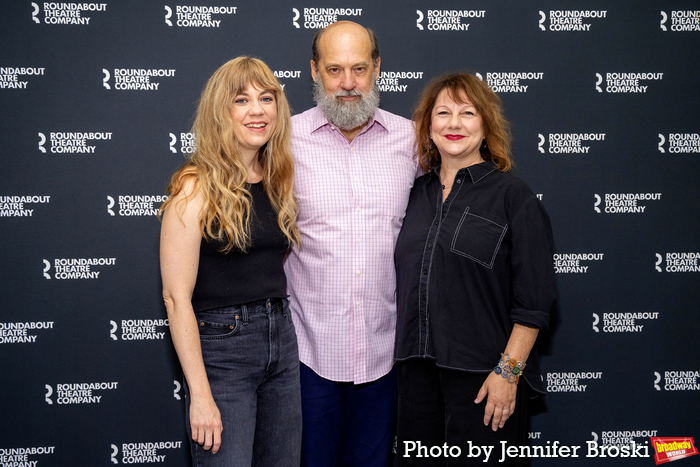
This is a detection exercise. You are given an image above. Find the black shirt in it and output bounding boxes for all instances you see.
[192,182,289,312]
[394,162,556,393]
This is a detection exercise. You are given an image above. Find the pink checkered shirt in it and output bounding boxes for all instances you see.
[285,106,419,384]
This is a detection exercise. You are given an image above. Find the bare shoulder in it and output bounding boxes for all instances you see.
[164,169,204,224]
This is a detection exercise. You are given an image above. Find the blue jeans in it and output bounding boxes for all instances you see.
[185,298,302,467]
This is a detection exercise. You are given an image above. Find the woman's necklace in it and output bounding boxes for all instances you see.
[441,184,452,190]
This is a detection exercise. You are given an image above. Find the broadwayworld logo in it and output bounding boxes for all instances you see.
[652,437,698,464]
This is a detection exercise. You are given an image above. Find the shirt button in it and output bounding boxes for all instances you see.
[351,147,355,152]
[456,179,462,184]
[422,268,428,275]
[421,294,426,301]
[356,207,361,212]
[354,176,358,181]
[357,238,361,243]
[357,270,361,276]
[427,243,432,249]
[356,301,361,307]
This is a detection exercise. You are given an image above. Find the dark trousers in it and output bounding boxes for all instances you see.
[299,362,397,467]
[186,299,301,467]
[396,359,529,467]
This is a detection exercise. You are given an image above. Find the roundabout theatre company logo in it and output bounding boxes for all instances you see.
[43,257,116,279]
[660,11,700,31]
[658,133,700,153]
[0,321,54,344]
[0,195,50,217]
[416,9,485,31]
[164,5,236,27]
[111,441,183,464]
[107,195,167,216]
[0,67,45,89]
[594,192,661,213]
[38,131,112,154]
[45,381,118,404]
[655,252,700,273]
[292,8,362,29]
[31,2,106,25]
[103,68,175,91]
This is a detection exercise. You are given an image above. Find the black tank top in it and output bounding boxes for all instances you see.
[192,182,289,312]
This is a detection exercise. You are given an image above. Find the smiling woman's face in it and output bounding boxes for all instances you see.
[230,82,277,159]
[430,88,484,166]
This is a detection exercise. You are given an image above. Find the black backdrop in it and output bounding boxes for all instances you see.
[1,1,699,466]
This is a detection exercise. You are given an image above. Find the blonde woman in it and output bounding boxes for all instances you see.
[160,57,301,467]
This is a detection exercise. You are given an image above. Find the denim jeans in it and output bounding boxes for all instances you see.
[185,298,302,467]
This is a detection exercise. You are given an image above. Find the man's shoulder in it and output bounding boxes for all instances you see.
[291,106,321,127]
[375,108,413,132]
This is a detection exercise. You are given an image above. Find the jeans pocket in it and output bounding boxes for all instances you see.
[196,313,241,340]
[451,207,507,269]
[282,299,294,325]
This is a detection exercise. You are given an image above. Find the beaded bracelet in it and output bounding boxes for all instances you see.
[493,353,526,384]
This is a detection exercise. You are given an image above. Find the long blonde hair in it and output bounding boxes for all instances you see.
[161,56,299,252]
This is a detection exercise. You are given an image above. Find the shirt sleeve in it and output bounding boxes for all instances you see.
[508,195,557,330]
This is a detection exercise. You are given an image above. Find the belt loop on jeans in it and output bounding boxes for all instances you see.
[241,304,249,324]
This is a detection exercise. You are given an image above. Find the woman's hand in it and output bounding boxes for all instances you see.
[474,372,517,431]
[189,394,223,453]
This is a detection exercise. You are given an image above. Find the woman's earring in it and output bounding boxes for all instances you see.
[480,138,488,150]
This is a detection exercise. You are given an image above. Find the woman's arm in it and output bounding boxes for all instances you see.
[474,324,539,431]
[160,181,223,453]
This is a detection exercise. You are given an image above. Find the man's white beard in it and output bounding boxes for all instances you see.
[313,76,381,131]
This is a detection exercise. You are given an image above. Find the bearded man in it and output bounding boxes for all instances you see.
[285,20,419,467]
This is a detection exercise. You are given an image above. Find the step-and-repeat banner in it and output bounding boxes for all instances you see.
[1,1,699,466]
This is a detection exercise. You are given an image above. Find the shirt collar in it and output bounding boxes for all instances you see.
[309,106,386,135]
[430,161,498,184]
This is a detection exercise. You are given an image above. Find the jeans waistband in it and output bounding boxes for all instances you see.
[197,298,286,316]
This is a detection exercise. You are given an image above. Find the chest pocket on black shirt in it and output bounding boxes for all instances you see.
[451,207,508,269]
